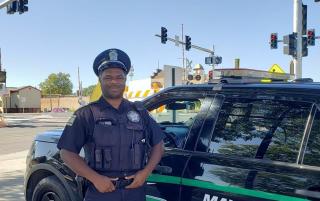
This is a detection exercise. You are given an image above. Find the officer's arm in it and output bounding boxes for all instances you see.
[142,141,164,176]
[60,149,100,183]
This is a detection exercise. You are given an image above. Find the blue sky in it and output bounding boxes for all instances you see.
[1,0,320,91]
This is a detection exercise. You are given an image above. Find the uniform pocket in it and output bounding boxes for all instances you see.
[126,122,146,169]
[94,124,118,146]
[103,148,112,169]
[126,123,144,143]
[94,147,112,171]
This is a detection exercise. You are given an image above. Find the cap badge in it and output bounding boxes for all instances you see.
[109,50,118,61]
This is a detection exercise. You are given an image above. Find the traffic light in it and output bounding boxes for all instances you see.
[283,33,297,57]
[18,0,28,14]
[270,33,278,49]
[214,56,222,64]
[161,27,167,44]
[185,35,191,51]
[307,29,315,46]
[208,70,213,80]
[7,1,18,14]
[302,36,308,57]
[302,4,307,35]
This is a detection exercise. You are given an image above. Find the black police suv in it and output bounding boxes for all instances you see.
[24,80,320,201]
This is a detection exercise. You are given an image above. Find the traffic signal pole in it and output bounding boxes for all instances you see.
[293,0,303,79]
[155,34,214,55]
[0,0,16,9]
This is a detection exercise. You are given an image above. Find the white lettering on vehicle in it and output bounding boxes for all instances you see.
[203,194,233,201]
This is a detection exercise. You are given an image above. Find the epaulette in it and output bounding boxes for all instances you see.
[133,101,145,112]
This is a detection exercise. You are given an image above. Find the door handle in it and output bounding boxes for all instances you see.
[155,165,172,174]
[295,189,320,199]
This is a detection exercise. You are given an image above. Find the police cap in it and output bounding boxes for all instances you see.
[93,48,131,76]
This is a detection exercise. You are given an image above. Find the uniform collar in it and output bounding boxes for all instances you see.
[98,96,130,113]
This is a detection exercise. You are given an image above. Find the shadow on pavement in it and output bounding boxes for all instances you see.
[0,170,25,201]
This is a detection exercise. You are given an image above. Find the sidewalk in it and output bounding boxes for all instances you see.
[0,150,28,201]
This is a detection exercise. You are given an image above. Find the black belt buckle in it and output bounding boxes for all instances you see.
[112,178,134,189]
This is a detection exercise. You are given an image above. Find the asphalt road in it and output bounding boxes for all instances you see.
[0,112,71,201]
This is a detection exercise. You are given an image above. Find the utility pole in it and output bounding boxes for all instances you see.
[181,24,186,83]
[0,48,2,71]
[293,0,302,79]
[77,66,82,98]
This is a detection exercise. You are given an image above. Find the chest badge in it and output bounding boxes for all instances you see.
[127,110,140,123]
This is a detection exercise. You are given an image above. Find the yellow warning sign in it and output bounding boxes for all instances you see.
[268,64,285,74]
[261,64,286,83]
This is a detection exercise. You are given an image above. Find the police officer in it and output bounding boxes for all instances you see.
[57,48,165,201]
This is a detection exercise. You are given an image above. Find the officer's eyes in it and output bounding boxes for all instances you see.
[103,76,125,81]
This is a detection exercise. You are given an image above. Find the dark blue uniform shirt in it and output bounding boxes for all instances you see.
[57,96,164,155]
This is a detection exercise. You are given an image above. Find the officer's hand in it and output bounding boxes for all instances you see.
[125,170,148,189]
[92,175,116,193]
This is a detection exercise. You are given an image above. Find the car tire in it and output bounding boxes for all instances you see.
[31,175,70,201]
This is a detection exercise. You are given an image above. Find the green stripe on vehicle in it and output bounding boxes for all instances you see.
[146,195,167,201]
[147,174,309,201]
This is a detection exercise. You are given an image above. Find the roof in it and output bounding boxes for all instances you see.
[143,82,320,103]
[10,86,41,92]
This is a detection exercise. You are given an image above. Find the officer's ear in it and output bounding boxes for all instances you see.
[98,73,102,83]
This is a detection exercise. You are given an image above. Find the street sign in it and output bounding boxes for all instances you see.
[268,64,285,73]
[214,56,222,64]
[186,59,192,69]
[205,57,213,64]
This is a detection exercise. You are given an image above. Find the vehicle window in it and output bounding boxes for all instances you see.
[150,98,204,148]
[208,98,311,163]
[303,108,320,167]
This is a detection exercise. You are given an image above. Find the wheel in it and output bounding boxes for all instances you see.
[32,176,70,201]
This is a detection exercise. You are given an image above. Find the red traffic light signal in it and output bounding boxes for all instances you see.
[307,29,315,46]
[270,33,278,49]
[208,70,213,80]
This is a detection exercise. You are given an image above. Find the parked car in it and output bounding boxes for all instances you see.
[24,78,320,201]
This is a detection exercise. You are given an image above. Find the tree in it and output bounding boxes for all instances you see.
[82,85,96,97]
[39,72,73,95]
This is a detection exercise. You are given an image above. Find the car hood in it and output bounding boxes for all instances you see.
[34,128,64,144]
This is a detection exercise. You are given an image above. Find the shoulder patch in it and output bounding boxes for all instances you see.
[66,115,77,126]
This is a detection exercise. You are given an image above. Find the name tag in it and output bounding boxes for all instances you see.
[98,121,112,126]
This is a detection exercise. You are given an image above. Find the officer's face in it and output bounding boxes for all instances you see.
[99,67,126,99]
